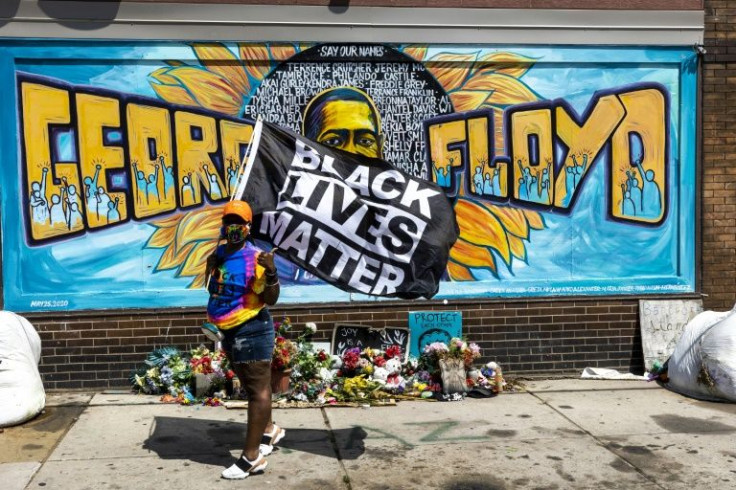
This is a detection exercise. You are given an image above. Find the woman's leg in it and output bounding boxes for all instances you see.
[234,360,272,461]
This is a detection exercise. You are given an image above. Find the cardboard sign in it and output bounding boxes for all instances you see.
[639,299,703,371]
[331,324,410,361]
[408,311,462,357]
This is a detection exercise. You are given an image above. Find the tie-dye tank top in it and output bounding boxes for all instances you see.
[206,242,267,330]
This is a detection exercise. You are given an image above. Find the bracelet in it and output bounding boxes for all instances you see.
[265,270,278,277]
[266,280,280,288]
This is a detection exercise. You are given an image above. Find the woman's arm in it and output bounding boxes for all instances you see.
[257,249,280,305]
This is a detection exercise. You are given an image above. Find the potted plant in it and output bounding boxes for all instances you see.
[272,318,298,395]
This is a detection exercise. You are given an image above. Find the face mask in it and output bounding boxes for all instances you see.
[222,224,247,244]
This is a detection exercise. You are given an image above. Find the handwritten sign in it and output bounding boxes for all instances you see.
[639,299,703,371]
[331,324,410,361]
[408,311,462,357]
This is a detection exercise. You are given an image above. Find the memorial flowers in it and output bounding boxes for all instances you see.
[130,345,234,399]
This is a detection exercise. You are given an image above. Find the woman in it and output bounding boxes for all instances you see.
[205,200,285,480]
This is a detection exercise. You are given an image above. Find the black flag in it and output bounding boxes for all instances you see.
[233,120,459,299]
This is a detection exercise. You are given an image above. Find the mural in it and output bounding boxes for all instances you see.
[0,41,697,311]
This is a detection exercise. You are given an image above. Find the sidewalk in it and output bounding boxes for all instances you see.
[2,379,736,489]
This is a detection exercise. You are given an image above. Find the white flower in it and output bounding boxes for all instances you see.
[331,355,343,369]
[485,361,498,370]
[305,322,317,334]
[318,367,334,382]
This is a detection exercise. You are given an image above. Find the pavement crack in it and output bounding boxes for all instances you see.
[320,407,352,490]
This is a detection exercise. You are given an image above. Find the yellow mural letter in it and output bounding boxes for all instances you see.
[427,119,465,189]
[127,103,175,218]
[77,93,128,227]
[610,88,667,223]
[220,120,254,196]
[175,111,226,207]
[21,81,83,241]
[510,109,553,204]
[555,95,625,208]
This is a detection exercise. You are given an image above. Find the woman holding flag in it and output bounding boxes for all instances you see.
[204,200,285,480]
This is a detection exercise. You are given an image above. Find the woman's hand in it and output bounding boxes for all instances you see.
[258,248,278,275]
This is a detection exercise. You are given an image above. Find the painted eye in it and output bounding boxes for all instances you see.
[322,136,343,147]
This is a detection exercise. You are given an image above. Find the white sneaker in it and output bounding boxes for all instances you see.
[221,454,268,480]
[260,424,286,456]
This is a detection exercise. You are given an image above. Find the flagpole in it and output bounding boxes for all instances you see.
[232,117,264,202]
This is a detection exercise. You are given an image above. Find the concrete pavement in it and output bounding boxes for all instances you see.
[2,379,736,489]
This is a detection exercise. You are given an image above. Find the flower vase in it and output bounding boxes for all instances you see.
[439,358,467,395]
[270,368,292,395]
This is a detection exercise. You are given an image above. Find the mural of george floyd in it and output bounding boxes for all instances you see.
[0,1,708,389]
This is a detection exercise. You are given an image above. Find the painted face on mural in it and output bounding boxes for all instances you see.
[303,87,384,159]
[315,99,382,158]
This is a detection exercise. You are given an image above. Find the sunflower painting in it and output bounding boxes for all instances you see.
[145,42,545,290]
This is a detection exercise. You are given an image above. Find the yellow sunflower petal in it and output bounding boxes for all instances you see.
[179,239,218,278]
[146,224,178,249]
[483,74,539,106]
[402,45,427,61]
[454,198,511,265]
[483,203,530,239]
[189,274,206,290]
[508,234,528,262]
[167,66,243,115]
[426,52,478,92]
[156,241,196,272]
[175,208,221,247]
[523,209,545,230]
[473,52,537,78]
[150,83,198,107]
[447,260,475,281]
[150,67,180,85]
[449,90,491,112]
[450,238,496,269]
[239,44,273,81]
[191,42,251,95]
[269,45,297,60]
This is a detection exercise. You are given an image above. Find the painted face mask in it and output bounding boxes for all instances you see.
[223,224,247,244]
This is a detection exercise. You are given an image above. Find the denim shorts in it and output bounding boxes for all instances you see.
[221,309,274,364]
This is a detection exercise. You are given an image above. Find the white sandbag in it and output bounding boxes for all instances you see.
[667,305,736,402]
[0,311,46,427]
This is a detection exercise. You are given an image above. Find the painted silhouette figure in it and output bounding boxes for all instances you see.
[49,193,66,226]
[203,164,222,199]
[147,164,160,204]
[84,164,101,199]
[30,167,50,224]
[492,168,501,196]
[634,158,662,218]
[473,166,484,194]
[96,187,112,221]
[107,197,121,223]
[132,162,148,205]
[483,173,493,196]
[159,155,175,198]
[181,172,195,205]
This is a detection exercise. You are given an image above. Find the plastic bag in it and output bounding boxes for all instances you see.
[0,311,46,427]
[666,305,736,402]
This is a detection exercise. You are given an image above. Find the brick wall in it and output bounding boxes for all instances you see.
[27,297,646,390]
[703,1,736,311]
[10,0,708,389]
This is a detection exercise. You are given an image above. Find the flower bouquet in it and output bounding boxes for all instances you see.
[130,345,234,401]
[421,338,481,394]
